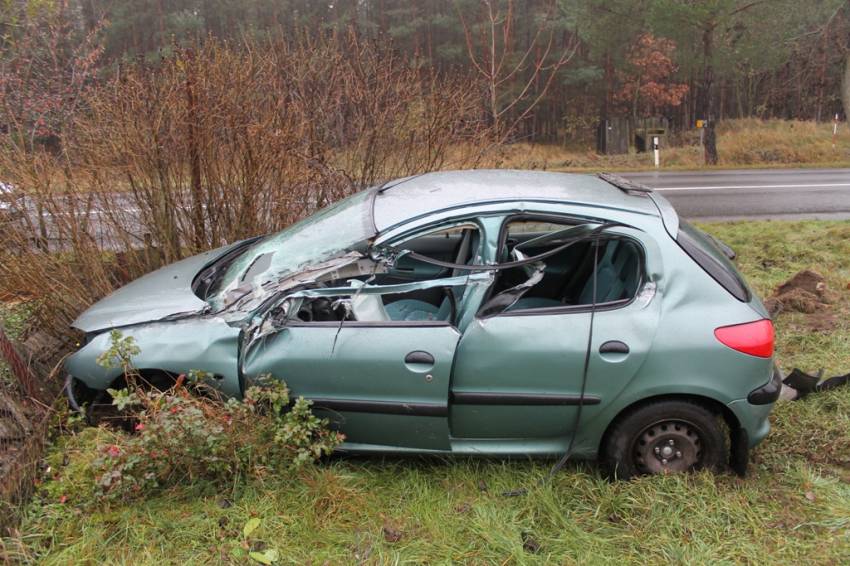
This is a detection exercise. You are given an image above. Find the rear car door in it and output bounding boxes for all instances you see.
[449,219,662,443]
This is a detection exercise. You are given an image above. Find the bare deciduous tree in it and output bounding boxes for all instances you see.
[0,33,498,342]
[457,0,577,139]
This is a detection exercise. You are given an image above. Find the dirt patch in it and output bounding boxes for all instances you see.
[775,269,836,303]
[765,287,823,315]
[764,270,839,331]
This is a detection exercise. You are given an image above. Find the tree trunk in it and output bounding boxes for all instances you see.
[843,51,850,122]
[80,0,100,32]
[702,26,719,166]
[601,51,613,122]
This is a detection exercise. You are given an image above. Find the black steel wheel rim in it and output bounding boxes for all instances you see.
[632,419,704,474]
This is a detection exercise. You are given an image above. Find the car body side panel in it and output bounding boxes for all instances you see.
[449,226,663,443]
[241,324,461,450]
[65,317,242,397]
[727,399,773,447]
[564,231,775,458]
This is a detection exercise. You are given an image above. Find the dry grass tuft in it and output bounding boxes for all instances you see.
[482,118,850,171]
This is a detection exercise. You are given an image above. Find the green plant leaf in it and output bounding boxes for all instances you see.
[243,517,261,538]
[249,549,278,564]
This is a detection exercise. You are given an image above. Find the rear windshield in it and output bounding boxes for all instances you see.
[677,221,750,302]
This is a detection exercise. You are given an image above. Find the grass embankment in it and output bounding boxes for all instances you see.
[3,220,850,564]
[487,119,850,172]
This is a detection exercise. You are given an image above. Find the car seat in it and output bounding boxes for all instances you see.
[384,229,479,322]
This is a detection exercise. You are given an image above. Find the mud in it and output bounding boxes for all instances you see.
[764,270,839,331]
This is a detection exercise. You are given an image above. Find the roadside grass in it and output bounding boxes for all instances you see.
[3,220,850,564]
[8,120,850,199]
[484,119,850,172]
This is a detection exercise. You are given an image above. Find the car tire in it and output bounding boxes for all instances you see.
[600,399,727,480]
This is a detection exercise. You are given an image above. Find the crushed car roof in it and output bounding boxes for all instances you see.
[371,170,663,231]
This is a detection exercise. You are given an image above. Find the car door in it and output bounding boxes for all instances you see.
[449,223,662,442]
[239,220,487,452]
[242,321,460,451]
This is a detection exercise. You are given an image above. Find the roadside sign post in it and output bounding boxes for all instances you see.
[653,136,660,168]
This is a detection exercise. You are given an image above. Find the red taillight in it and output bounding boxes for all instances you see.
[714,319,774,358]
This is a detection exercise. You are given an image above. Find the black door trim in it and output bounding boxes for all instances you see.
[452,392,601,406]
[308,397,448,417]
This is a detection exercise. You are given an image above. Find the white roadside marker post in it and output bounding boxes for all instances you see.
[834,113,839,150]
[653,136,660,168]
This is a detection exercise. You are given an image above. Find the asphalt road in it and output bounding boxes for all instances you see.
[622,168,850,221]
[10,168,850,250]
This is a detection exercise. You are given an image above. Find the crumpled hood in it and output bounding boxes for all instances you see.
[72,242,245,333]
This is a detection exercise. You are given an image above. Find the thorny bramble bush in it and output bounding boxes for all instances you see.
[87,333,343,502]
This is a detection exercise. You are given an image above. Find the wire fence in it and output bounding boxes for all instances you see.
[0,321,64,537]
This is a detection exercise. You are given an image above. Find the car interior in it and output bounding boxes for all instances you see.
[490,220,643,313]
[291,219,643,324]
[378,224,481,322]
[291,224,480,323]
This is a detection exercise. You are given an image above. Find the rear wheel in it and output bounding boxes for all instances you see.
[601,400,726,479]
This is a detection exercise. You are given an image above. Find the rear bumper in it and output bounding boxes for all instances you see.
[747,366,782,405]
[724,365,782,449]
[727,392,776,449]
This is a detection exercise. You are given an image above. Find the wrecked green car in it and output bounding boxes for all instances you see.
[66,171,779,477]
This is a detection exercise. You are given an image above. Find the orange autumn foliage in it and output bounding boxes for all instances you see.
[615,34,689,117]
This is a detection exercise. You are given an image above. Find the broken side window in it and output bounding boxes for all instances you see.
[483,218,644,315]
[374,222,482,322]
[379,223,481,280]
[267,272,492,328]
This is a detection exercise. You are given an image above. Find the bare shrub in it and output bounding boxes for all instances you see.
[0,32,494,348]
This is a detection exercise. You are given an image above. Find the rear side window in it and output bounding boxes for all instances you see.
[677,221,750,302]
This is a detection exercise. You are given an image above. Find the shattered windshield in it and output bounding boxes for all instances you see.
[208,189,376,310]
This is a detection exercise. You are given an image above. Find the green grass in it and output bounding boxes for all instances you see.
[3,220,850,565]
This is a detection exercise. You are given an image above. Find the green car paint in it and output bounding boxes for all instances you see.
[65,170,776,466]
[66,317,243,397]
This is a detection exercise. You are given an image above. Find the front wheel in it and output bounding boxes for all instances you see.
[600,400,727,479]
